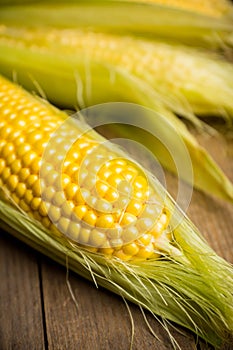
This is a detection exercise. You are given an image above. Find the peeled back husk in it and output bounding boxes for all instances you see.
[0,79,233,348]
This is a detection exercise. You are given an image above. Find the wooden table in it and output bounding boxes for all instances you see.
[0,130,233,350]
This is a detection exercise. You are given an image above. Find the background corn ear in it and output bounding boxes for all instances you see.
[124,0,233,17]
[1,27,233,119]
[0,1,233,49]
[1,0,233,17]
[0,75,233,347]
[0,26,232,202]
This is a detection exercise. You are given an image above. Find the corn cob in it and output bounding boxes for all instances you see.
[0,1,232,49]
[125,0,233,17]
[1,75,233,348]
[18,27,232,118]
[0,75,171,260]
[2,0,232,18]
[0,26,232,203]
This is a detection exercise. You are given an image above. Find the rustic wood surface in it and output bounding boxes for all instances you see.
[0,130,232,350]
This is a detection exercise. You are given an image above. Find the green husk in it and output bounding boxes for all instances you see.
[0,26,232,203]
[0,110,233,348]
[0,1,233,49]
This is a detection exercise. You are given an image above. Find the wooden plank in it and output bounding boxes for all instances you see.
[41,258,196,350]
[0,231,45,350]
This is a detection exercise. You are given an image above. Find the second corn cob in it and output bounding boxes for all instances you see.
[0,0,233,49]
[1,26,233,119]
[0,26,232,203]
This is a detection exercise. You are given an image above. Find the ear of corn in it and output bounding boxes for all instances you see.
[1,0,232,18]
[0,74,233,347]
[0,26,232,202]
[124,0,233,17]
[0,1,233,49]
[38,27,233,119]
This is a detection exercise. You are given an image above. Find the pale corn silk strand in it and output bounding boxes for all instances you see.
[1,75,233,348]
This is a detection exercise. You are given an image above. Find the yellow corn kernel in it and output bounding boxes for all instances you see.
[39,202,48,217]
[121,225,139,242]
[52,191,66,207]
[126,199,143,216]
[18,168,30,182]
[11,192,19,205]
[122,242,140,256]
[83,210,97,226]
[15,182,27,199]
[17,144,31,158]
[138,233,152,246]
[78,227,91,245]
[11,159,21,174]
[24,189,33,205]
[61,201,74,218]
[120,213,137,226]
[2,143,14,158]
[26,174,38,188]
[97,167,112,181]
[99,243,114,256]
[72,205,88,221]
[96,214,114,229]
[110,238,123,249]
[67,221,81,240]
[65,182,78,200]
[22,151,37,168]
[31,197,41,211]
[96,181,109,197]
[113,249,131,261]
[95,199,112,213]
[2,167,11,182]
[136,243,154,259]
[6,174,18,191]
[32,179,41,197]
[42,216,51,229]
[48,205,61,223]
[107,224,122,240]
[6,153,16,165]
[0,158,6,174]
[89,229,107,247]
[57,217,70,234]
[19,199,30,212]
[136,217,154,232]
[104,188,119,202]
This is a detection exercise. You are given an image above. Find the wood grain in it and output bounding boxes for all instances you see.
[41,259,196,350]
[0,231,45,350]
